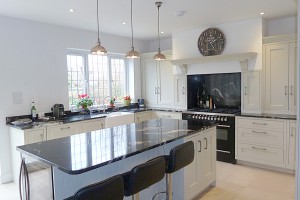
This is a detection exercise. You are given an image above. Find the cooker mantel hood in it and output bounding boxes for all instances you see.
[170,52,257,72]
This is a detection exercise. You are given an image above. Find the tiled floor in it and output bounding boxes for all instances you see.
[198,162,295,200]
[0,162,295,200]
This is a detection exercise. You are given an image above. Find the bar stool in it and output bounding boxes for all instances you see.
[73,175,124,200]
[122,156,166,200]
[153,141,195,200]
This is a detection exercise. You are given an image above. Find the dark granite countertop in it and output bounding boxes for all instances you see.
[237,113,296,120]
[17,118,217,175]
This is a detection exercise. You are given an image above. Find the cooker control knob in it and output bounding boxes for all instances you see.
[204,116,207,120]
[192,115,195,119]
[224,117,227,122]
[217,117,220,121]
[196,115,199,119]
[208,116,211,120]
[213,117,216,120]
[201,115,204,119]
[220,117,224,121]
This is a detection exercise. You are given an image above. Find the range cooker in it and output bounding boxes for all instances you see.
[183,108,239,164]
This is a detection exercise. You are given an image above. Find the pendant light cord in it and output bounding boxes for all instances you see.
[97,0,100,44]
[130,0,134,49]
[157,3,161,53]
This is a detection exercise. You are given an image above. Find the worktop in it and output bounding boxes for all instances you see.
[17,118,216,174]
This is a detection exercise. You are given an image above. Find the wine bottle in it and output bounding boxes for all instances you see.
[205,96,210,108]
[31,99,36,121]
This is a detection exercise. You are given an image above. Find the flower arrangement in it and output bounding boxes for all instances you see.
[77,94,93,109]
[123,95,131,106]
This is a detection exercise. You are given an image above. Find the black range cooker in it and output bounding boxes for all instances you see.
[183,108,239,164]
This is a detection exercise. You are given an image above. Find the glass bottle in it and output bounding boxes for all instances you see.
[31,99,36,121]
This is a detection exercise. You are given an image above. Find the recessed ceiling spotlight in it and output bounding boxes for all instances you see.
[175,10,186,17]
[69,9,75,13]
[122,22,127,25]
[260,12,265,15]
[160,31,164,34]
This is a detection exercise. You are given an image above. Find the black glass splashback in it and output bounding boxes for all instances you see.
[187,73,241,109]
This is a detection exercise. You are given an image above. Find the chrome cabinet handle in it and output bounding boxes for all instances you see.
[252,122,267,125]
[155,87,157,94]
[244,86,247,95]
[204,138,208,149]
[182,87,185,95]
[157,87,161,94]
[198,140,201,152]
[161,115,171,118]
[285,86,288,95]
[60,127,70,130]
[252,146,267,151]
[290,86,294,95]
[252,131,267,134]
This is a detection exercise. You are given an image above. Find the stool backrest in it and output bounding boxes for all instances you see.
[124,156,165,196]
[166,141,195,173]
[73,175,124,200]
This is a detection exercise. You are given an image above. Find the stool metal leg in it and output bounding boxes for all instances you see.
[132,192,140,200]
[167,174,172,200]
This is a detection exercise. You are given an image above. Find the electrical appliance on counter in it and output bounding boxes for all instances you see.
[184,72,241,164]
[138,98,145,109]
[51,104,65,119]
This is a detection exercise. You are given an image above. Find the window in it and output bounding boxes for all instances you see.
[67,50,127,109]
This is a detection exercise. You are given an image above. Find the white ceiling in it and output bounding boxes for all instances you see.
[0,0,297,40]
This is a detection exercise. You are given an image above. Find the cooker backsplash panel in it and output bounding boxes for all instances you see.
[187,73,241,109]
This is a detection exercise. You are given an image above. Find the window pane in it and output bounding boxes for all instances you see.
[67,54,85,107]
[88,55,109,105]
[111,58,126,101]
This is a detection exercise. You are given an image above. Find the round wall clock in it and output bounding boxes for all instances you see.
[197,28,226,56]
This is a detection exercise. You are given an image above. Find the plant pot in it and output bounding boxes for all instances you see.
[109,103,115,108]
[124,100,131,106]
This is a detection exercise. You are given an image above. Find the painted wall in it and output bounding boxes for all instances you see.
[0,15,148,183]
[172,18,263,74]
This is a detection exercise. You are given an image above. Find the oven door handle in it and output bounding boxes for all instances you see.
[217,125,231,128]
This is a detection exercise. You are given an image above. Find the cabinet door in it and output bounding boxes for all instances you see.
[288,42,297,112]
[184,134,203,200]
[287,121,296,170]
[24,128,46,144]
[134,111,154,123]
[81,119,105,132]
[202,128,216,186]
[265,43,289,111]
[157,59,174,106]
[242,71,260,111]
[47,123,80,140]
[142,58,158,106]
[174,75,187,109]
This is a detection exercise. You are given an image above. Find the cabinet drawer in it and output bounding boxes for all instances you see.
[237,128,284,147]
[237,143,284,165]
[236,117,285,130]
[154,111,182,119]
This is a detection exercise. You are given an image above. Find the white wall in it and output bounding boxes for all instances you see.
[0,15,148,183]
[265,16,297,37]
[146,36,172,53]
[172,18,263,74]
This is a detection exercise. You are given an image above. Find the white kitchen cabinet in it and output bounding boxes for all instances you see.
[134,111,154,123]
[286,120,296,170]
[235,116,288,168]
[47,123,81,140]
[81,118,105,132]
[184,127,216,200]
[105,112,134,128]
[264,42,297,114]
[174,75,187,109]
[242,70,261,112]
[142,52,174,107]
[153,111,182,119]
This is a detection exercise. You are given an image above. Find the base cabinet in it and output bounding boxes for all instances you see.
[134,111,154,123]
[286,120,296,170]
[47,123,81,140]
[184,127,216,200]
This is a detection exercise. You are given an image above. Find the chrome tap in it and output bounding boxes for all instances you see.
[102,96,111,113]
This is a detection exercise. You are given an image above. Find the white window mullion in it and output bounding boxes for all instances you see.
[108,56,113,97]
[84,53,89,95]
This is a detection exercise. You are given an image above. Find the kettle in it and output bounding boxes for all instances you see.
[51,104,65,119]
[137,99,145,108]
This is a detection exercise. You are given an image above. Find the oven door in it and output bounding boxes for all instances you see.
[216,124,236,163]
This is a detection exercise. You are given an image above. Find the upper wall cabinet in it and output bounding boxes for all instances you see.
[174,75,187,109]
[141,52,174,107]
[242,70,261,113]
[264,41,297,114]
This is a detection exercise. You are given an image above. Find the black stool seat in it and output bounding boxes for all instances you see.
[165,141,195,173]
[123,156,166,197]
[73,175,124,200]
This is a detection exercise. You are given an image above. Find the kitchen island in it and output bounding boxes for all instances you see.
[17,118,217,200]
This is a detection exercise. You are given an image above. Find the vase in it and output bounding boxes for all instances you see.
[124,100,131,106]
[109,103,115,108]
[81,105,90,114]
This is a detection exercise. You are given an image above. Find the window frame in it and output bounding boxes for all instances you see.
[67,49,128,110]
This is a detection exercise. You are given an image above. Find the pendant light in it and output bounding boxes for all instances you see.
[126,0,140,58]
[91,0,107,55]
[154,2,166,61]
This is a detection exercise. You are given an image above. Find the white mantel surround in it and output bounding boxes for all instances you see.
[172,18,263,74]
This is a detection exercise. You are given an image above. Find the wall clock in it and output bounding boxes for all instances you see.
[197,28,226,56]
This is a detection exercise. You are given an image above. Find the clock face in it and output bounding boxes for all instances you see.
[198,28,225,56]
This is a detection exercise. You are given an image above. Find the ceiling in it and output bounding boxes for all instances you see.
[0,0,297,40]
